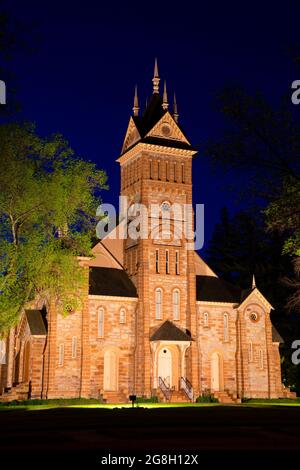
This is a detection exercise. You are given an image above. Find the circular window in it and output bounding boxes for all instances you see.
[163,349,167,354]
[161,124,171,137]
[161,201,171,212]
[250,312,258,322]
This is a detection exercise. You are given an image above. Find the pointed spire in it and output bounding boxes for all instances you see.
[132,85,139,116]
[162,80,168,110]
[173,92,179,122]
[152,58,160,94]
[252,274,256,289]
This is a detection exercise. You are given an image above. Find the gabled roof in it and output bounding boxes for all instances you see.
[150,320,192,342]
[120,94,195,157]
[25,310,47,336]
[89,267,137,298]
[196,275,241,303]
[238,286,273,311]
[134,93,165,136]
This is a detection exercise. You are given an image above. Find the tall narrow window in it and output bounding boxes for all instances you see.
[120,308,126,324]
[58,344,64,367]
[158,160,161,180]
[166,161,169,181]
[181,163,185,183]
[149,160,153,179]
[173,289,180,320]
[259,348,264,369]
[155,288,162,320]
[174,162,177,182]
[155,249,159,273]
[0,339,6,364]
[248,342,253,362]
[223,313,229,341]
[98,307,104,338]
[133,249,137,273]
[175,250,179,275]
[203,312,209,327]
[165,250,169,274]
[71,336,77,359]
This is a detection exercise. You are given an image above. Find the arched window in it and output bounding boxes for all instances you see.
[119,308,126,324]
[259,348,264,369]
[203,312,209,327]
[181,163,185,183]
[155,288,162,320]
[175,250,179,275]
[0,339,6,364]
[248,342,253,362]
[223,313,229,341]
[173,289,180,320]
[149,159,153,179]
[71,336,77,359]
[98,307,104,338]
[58,344,64,367]
[155,249,159,273]
[165,250,169,274]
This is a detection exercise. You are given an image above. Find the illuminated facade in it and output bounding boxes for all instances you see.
[0,62,293,403]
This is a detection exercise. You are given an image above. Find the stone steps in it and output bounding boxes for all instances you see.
[102,391,128,403]
[213,390,241,404]
[0,382,30,403]
[154,388,191,403]
[281,387,297,399]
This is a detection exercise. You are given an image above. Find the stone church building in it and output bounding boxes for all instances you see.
[0,62,294,403]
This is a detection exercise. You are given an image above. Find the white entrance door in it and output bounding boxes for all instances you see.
[104,350,118,391]
[158,347,172,387]
[211,352,220,391]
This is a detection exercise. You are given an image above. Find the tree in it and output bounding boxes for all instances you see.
[205,207,292,304]
[0,122,107,331]
[205,86,300,311]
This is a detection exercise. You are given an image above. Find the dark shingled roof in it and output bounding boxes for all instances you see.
[89,267,137,298]
[196,275,241,303]
[25,310,47,336]
[150,320,192,342]
[272,325,284,343]
[121,94,194,156]
[133,93,165,136]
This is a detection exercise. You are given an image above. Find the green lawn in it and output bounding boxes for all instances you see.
[0,397,300,411]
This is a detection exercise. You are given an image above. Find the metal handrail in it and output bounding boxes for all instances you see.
[180,376,193,401]
[158,376,172,401]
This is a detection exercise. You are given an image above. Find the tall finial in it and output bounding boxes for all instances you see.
[173,92,179,122]
[252,274,256,289]
[133,85,139,116]
[152,58,160,94]
[162,80,168,110]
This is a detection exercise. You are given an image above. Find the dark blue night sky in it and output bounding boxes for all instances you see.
[5,0,300,251]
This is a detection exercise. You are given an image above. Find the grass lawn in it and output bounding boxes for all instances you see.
[0,397,300,411]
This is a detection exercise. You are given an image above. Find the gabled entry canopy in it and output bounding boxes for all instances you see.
[150,320,192,342]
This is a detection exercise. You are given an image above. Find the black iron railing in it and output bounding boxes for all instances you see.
[158,376,172,401]
[180,376,193,401]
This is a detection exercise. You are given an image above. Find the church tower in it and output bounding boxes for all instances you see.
[117,60,199,397]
